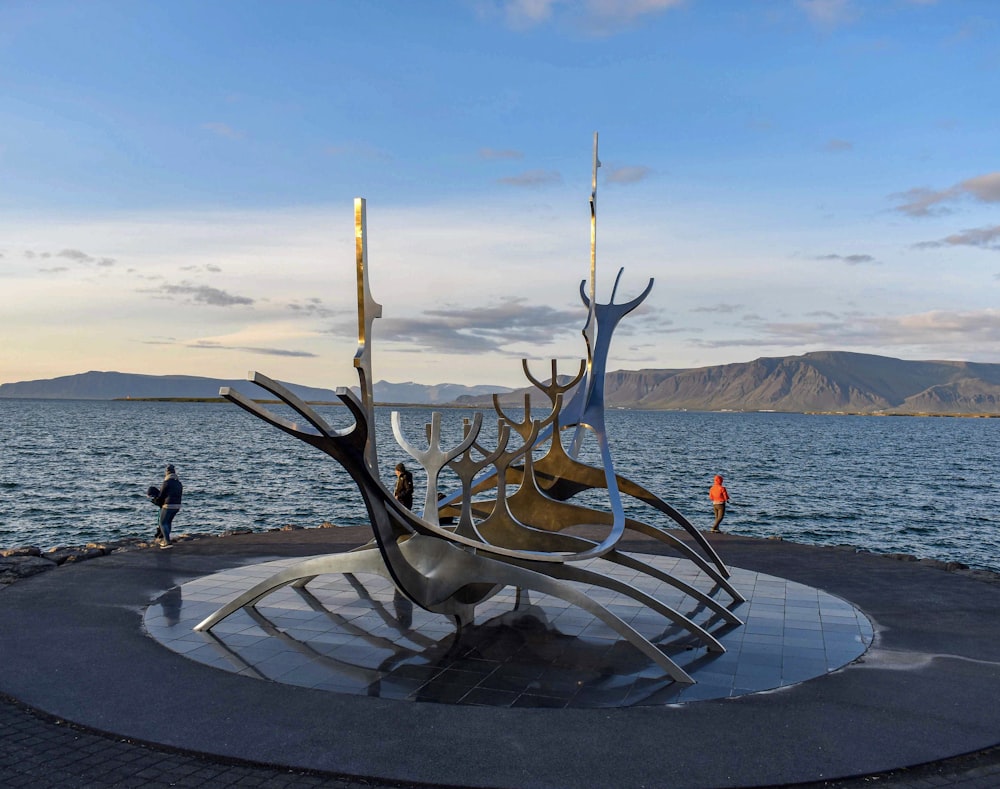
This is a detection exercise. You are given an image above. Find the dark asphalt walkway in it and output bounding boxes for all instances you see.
[1,528,999,789]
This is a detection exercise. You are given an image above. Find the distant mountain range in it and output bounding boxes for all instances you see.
[0,371,511,405]
[4,352,1000,414]
[457,351,1000,415]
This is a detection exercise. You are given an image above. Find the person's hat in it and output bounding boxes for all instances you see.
[166,464,176,474]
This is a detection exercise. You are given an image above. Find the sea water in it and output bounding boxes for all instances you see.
[0,399,996,571]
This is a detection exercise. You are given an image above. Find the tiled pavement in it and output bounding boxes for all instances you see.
[145,554,873,708]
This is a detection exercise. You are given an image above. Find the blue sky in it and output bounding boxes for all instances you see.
[1,0,998,389]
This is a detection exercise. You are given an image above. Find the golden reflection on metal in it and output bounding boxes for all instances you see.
[199,143,745,684]
[354,197,382,471]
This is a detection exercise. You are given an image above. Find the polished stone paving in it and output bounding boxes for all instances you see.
[143,552,873,708]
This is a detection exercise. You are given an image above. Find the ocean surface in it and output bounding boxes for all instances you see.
[0,398,997,572]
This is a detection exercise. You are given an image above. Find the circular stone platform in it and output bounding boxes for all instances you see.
[144,554,873,708]
[2,528,999,789]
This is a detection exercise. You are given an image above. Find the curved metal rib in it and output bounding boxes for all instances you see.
[604,551,742,626]
[500,556,725,653]
[194,548,388,631]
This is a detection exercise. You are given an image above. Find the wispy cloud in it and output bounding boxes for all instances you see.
[913,225,1000,251]
[823,139,853,152]
[892,172,1000,217]
[23,248,116,268]
[796,0,858,29]
[583,0,686,23]
[491,0,685,33]
[202,122,244,140]
[287,297,336,317]
[815,253,876,264]
[56,248,115,266]
[327,297,583,355]
[148,281,255,307]
[188,341,318,358]
[692,303,743,314]
[498,169,562,187]
[606,165,652,185]
[479,148,524,160]
[690,308,1000,352]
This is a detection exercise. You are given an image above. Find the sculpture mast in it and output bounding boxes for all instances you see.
[584,132,599,374]
[567,133,601,455]
[353,197,383,472]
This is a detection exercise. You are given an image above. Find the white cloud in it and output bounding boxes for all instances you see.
[491,0,685,32]
[202,122,244,140]
[498,169,562,187]
[796,0,858,29]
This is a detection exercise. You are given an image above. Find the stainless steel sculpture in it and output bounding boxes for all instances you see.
[195,135,744,684]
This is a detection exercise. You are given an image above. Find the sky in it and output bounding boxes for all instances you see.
[1,0,998,390]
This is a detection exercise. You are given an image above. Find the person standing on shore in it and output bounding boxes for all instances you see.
[709,474,729,533]
[393,462,414,509]
[151,464,183,547]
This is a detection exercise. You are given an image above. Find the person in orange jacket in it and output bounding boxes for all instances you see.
[708,474,729,533]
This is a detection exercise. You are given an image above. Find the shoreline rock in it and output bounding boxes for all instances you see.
[0,523,347,588]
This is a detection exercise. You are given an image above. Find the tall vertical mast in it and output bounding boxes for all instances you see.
[584,132,600,354]
[353,197,383,471]
[569,133,601,456]
[589,131,600,310]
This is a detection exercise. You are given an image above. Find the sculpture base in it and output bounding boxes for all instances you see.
[144,552,872,708]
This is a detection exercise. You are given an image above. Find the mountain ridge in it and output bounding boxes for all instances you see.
[0,371,511,405]
[457,351,1000,415]
[3,352,1000,414]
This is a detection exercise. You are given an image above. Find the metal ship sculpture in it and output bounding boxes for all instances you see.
[195,135,744,684]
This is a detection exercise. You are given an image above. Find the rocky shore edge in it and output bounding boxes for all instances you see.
[2,523,998,589]
[0,522,340,588]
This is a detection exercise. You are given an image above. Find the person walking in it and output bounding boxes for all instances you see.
[708,474,729,533]
[393,462,414,509]
[151,464,183,547]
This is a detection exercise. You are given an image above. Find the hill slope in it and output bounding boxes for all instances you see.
[0,371,510,405]
[460,352,1000,414]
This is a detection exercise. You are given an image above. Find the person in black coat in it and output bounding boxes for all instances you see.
[393,462,414,509]
[150,464,183,547]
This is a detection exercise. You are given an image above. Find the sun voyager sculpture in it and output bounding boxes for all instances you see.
[195,135,745,684]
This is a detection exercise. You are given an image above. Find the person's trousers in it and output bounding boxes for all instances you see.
[158,507,179,542]
[712,502,726,531]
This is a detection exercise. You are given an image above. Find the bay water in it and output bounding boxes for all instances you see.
[0,399,996,572]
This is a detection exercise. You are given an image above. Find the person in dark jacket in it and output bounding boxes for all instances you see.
[393,462,414,509]
[152,464,183,547]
